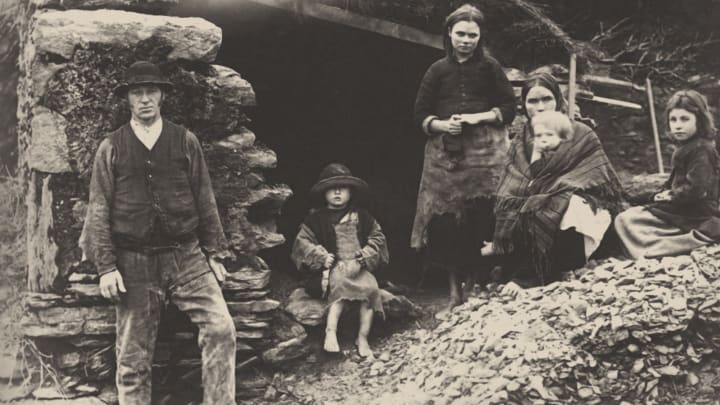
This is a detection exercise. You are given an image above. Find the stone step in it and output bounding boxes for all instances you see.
[222,266,271,291]
[226,299,280,314]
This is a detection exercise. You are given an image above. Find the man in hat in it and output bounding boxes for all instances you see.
[80,61,237,404]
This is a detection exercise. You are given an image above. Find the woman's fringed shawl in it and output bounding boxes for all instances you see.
[493,122,623,284]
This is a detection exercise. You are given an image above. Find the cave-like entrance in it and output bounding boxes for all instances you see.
[173,2,442,286]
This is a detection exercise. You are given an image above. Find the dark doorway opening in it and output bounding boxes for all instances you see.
[173,2,442,286]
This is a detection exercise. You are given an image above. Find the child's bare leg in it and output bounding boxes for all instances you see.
[324,300,344,353]
[448,269,463,309]
[356,301,374,358]
[462,270,476,299]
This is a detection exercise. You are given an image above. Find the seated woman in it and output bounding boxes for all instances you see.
[484,72,624,295]
[615,90,720,259]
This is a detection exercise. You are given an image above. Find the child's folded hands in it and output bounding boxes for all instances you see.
[333,259,362,278]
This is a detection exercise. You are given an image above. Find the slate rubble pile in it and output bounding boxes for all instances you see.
[375,245,720,404]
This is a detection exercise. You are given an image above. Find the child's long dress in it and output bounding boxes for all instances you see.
[328,213,384,316]
[614,137,720,259]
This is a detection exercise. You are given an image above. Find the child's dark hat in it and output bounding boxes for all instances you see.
[114,61,173,97]
[310,163,368,198]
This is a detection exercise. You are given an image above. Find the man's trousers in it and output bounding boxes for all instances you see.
[114,239,236,405]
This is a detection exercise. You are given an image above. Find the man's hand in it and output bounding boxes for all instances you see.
[653,190,672,202]
[99,270,126,303]
[208,256,228,283]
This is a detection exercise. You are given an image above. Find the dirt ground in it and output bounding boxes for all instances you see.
[248,288,448,405]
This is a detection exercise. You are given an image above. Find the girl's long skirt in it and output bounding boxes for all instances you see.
[614,206,711,259]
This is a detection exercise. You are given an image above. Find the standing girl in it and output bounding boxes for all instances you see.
[411,4,516,309]
[615,90,720,258]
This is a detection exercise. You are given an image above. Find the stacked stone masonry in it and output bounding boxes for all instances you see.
[16,0,296,401]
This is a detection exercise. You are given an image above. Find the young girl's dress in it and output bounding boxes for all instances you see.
[291,207,388,316]
[411,52,516,275]
[615,137,720,258]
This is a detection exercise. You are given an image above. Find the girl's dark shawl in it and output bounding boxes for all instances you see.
[493,122,623,284]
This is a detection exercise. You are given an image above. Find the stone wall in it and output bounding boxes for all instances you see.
[15,0,298,401]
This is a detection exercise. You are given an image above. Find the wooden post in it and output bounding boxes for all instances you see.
[567,54,577,121]
[646,78,665,174]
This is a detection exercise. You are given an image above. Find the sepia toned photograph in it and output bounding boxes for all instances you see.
[1,0,720,403]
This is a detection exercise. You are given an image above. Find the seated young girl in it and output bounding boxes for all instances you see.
[291,163,389,358]
[615,90,720,258]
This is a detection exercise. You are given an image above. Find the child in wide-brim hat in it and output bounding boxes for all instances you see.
[291,163,389,359]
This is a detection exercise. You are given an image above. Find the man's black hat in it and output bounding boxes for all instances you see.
[114,61,172,97]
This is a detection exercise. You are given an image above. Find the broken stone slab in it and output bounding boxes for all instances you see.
[284,288,326,327]
[245,146,278,169]
[27,174,61,293]
[252,227,286,251]
[215,128,256,150]
[55,351,82,369]
[66,283,101,298]
[235,329,270,340]
[20,394,107,405]
[225,212,286,254]
[232,315,271,330]
[0,383,35,403]
[33,10,221,62]
[271,310,308,343]
[226,299,281,314]
[379,289,424,320]
[22,306,116,337]
[261,336,311,366]
[0,352,22,381]
[284,287,422,327]
[259,310,309,365]
[23,291,109,308]
[31,0,178,12]
[223,289,269,301]
[27,106,72,171]
[66,336,114,348]
[24,292,66,309]
[222,266,271,291]
[242,185,293,209]
[209,65,257,107]
[32,387,66,400]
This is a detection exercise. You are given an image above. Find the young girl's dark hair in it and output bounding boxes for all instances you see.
[664,89,716,141]
[443,4,485,60]
[520,72,568,117]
